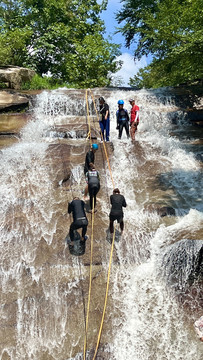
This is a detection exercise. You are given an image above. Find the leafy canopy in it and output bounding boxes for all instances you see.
[117,0,203,87]
[0,0,121,87]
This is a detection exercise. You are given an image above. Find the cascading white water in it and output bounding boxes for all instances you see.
[97,90,203,359]
[0,88,202,360]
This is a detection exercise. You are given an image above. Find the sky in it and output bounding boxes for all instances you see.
[100,0,149,86]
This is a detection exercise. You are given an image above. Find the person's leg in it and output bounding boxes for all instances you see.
[93,193,96,208]
[81,225,87,239]
[105,117,110,141]
[119,122,124,139]
[69,222,77,241]
[89,193,93,210]
[110,220,114,234]
[91,187,99,212]
[130,122,137,140]
[125,121,130,138]
[89,186,96,210]
[84,184,88,199]
[120,221,124,232]
[99,121,104,141]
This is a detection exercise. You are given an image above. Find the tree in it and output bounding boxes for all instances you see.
[117,0,203,87]
[0,0,121,87]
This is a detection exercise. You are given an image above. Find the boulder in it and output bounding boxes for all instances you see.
[0,66,35,90]
[145,204,176,217]
[161,239,203,289]
[0,90,29,112]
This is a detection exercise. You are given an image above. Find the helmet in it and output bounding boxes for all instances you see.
[118,99,124,105]
[92,143,98,150]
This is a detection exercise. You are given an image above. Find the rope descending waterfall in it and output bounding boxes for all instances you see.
[83,89,116,360]
[83,196,95,359]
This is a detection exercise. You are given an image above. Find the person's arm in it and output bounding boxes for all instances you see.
[122,196,127,208]
[134,110,139,124]
[68,202,72,214]
[116,110,119,124]
[126,110,129,122]
[86,152,92,169]
[85,171,89,183]
[104,104,109,120]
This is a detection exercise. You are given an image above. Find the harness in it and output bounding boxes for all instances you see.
[117,109,128,122]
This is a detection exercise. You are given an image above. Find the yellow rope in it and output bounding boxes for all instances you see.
[83,89,96,359]
[83,89,116,360]
[83,197,95,360]
[92,227,116,360]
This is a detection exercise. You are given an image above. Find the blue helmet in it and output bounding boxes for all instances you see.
[118,99,124,105]
[92,143,98,150]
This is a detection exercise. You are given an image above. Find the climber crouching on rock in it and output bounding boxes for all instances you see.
[68,197,88,245]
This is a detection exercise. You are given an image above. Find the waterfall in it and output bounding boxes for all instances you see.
[0,88,202,360]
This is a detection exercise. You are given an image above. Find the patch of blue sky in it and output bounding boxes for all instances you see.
[100,0,152,86]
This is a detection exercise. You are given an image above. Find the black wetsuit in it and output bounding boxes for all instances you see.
[116,108,129,139]
[84,150,94,175]
[109,194,127,233]
[68,199,88,241]
[87,170,100,210]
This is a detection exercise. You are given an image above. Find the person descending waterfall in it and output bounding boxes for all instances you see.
[68,197,88,244]
[84,143,98,175]
[116,100,130,139]
[86,163,100,213]
[129,98,139,141]
[109,188,127,238]
[98,97,110,142]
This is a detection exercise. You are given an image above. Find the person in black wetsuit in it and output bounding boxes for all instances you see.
[84,143,98,175]
[68,197,88,244]
[109,188,127,237]
[116,100,130,139]
[86,163,100,213]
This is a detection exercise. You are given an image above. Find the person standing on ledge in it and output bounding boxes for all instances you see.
[98,97,110,142]
[109,188,127,239]
[116,99,130,139]
[129,98,139,141]
[68,197,88,245]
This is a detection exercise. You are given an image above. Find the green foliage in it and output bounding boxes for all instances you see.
[0,0,121,88]
[21,74,69,90]
[0,82,6,89]
[117,0,203,87]
[64,34,121,88]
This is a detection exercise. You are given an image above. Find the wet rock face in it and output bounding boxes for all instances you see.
[44,125,97,140]
[196,153,203,162]
[161,240,203,289]
[157,206,176,217]
[0,66,35,90]
[145,204,176,217]
[0,90,30,112]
